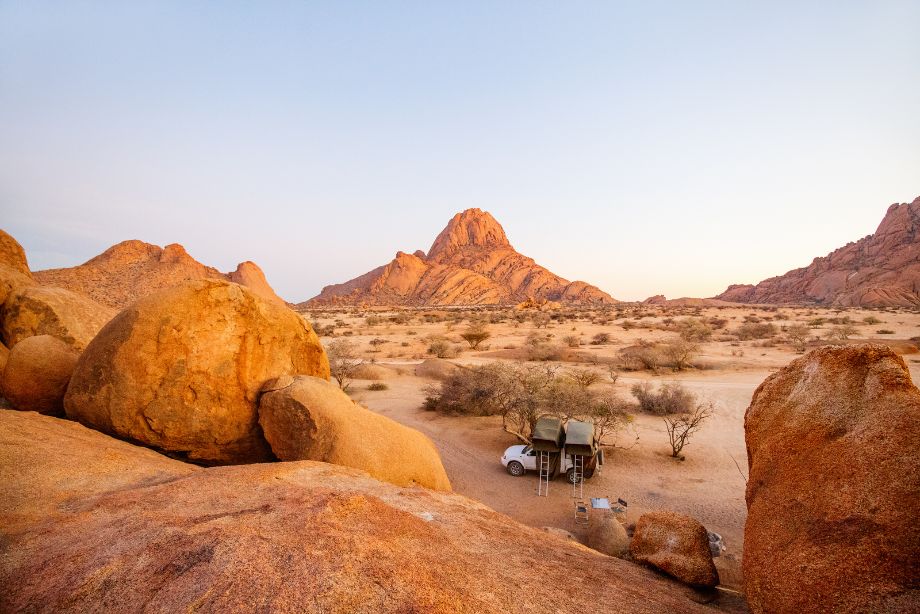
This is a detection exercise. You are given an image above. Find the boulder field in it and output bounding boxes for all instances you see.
[0,410,715,614]
[64,279,329,464]
[744,344,920,612]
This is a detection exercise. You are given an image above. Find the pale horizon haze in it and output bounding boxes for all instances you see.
[2,2,918,302]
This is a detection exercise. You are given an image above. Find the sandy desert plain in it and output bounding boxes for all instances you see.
[300,302,920,591]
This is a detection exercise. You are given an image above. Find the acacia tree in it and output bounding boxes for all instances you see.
[460,321,491,349]
[325,339,362,392]
[664,402,712,459]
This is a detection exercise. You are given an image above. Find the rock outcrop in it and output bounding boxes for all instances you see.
[0,335,78,415]
[258,376,450,491]
[304,209,615,306]
[35,240,286,309]
[64,280,329,464]
[630,511,720,589]
[744,344,920,613]
[0,230,37,313]
[0,285,115,350]
[716,196,920,307]
[0,230,32,279]
[1,410,714,613]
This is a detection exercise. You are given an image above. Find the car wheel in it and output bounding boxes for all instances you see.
[566,468,577,484]
[507,461,525,477]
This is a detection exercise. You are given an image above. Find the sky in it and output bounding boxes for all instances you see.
[1,2,918,302]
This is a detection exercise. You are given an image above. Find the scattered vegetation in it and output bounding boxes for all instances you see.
[325,339,362,392]
[367,382,389,391]
[424,362,634,447]
[428,337,461,359]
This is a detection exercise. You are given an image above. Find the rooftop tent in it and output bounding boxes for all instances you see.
[531,416,564,452]
[564,420,596,457]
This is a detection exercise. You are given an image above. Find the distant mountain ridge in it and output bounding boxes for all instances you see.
[35,241,285,309]
[716,196,920,307]
[303,208,615,307]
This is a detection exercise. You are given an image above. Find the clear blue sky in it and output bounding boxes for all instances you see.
[2,1,918,302]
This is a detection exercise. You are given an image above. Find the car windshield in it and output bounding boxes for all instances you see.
[522,445,531,454]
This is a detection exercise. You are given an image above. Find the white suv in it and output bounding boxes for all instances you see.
[501,444,585,483]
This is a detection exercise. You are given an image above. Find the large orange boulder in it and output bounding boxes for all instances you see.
[64,280,329,464]
[0,335,78,415]
[0,410,714,613]
[258,376,451,491]
[0,285,114,350]
[630,511,719,588]
[744,344,920,613]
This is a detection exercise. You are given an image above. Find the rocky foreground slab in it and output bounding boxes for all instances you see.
[0,410,718,613]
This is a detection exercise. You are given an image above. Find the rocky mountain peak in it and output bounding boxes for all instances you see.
[427,208,511,261]
[305,209,614,307]
[715,196,920,307]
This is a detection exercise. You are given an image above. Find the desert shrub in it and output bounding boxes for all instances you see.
[311,321,335,336]
[427,338,461,359]
[620,320,635,331]
[367,382,389,391]
[877,329,895,335]
[562,334,581,348]
[863,316,882,325]
[424,362,633,446]
[325,338,363,392]
[677,318,713,342]
[390,313,411,325]
[618,342,663,372]
[825,324,859,341]
[566,368,602,389]
[735,322,778,340]
[591,332,611,345]
[808,317,827,328]
[365,315,381,327]
[369,338,387,352]
[532,312,551,328]
[630,382,696,415]
[661,339,700,370]
[784,323,812,352]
